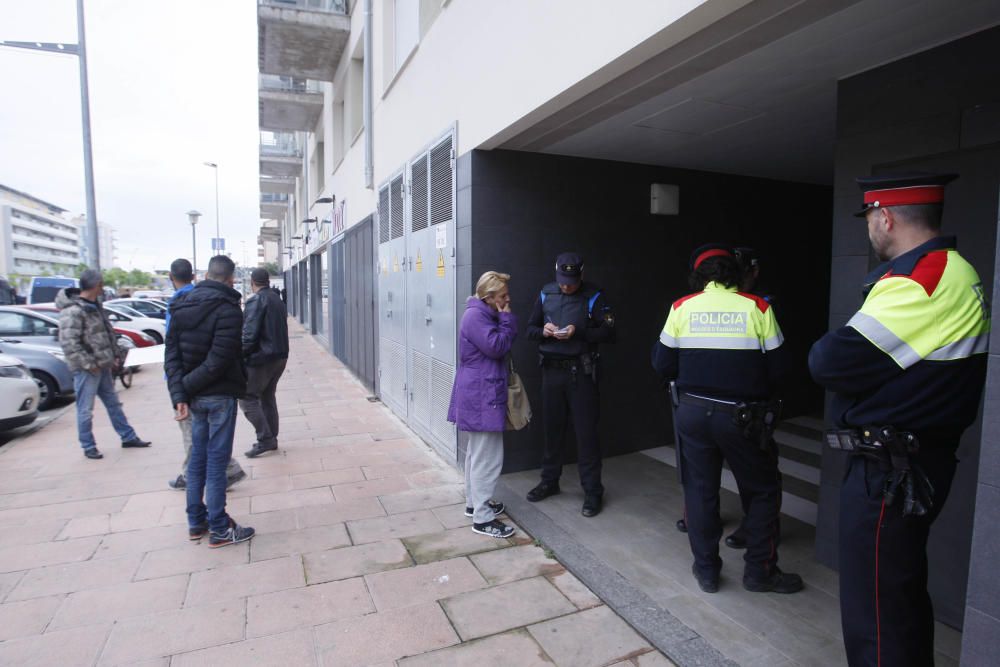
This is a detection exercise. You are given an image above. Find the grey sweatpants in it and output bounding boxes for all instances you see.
[464,431,504,524]
[179,415,244,480]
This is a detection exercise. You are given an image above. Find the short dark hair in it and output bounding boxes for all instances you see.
[889,204,943,230]
[170,258,194,283]
[79,269,103,291]
[689,255,742,291]
[206,255,235,281]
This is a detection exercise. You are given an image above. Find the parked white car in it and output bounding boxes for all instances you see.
[103,305,167,345]
[0,353,40,431]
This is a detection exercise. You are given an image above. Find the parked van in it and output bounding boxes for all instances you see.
[28,277,77,305]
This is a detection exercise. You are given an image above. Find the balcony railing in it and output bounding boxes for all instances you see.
[260,133,302,159]
[259,0,348,13]
[261,193,290,204]
[259,74,324,94]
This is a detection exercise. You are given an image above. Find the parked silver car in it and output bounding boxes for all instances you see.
[0,338,74,410]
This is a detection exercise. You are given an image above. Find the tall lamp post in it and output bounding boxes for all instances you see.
[187,210,201,277]
[203,162,221,252]
[0,0,100,268]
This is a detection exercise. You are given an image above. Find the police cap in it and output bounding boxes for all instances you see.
[689,243,734,271]
[853,172,958,217]
[555,252,584,286]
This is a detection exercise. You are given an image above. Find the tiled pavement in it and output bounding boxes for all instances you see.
[0,321,673,667]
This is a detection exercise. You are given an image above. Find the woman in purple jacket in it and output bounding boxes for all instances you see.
[448,271,517,538]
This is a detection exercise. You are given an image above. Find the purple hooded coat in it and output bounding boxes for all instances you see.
[447,296,518,432]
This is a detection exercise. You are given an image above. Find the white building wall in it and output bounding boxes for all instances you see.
[1,201,80,278]
[299,0,728,235]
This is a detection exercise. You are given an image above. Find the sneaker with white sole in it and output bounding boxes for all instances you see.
[208,521,255,548]
[464,500,506,518]
[471,519,514,539]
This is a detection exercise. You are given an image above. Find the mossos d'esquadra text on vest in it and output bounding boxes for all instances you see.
[689,311,748,334]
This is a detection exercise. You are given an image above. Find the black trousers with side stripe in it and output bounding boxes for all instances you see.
[675,402,782,579]
[539,366,603,496]
[839,450,956,667]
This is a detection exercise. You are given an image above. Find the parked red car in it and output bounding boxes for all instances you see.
[22,304,156,348]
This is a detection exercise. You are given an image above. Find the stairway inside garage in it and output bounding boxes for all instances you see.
[641,415,824,528]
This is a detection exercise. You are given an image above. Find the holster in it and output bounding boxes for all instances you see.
[733,400,783,451]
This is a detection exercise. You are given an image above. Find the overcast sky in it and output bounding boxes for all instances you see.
[0,0,261,272]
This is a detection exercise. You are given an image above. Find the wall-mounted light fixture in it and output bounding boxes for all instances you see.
[650,184,680,215]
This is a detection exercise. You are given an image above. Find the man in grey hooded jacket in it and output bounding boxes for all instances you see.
[57,269,150,459]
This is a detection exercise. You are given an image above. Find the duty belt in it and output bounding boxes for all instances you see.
[679,392,782,451]
[541,358,579,370]
[824,425,933,517]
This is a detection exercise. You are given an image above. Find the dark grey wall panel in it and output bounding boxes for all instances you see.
[819,26,1000,633]
[464,149,832,473]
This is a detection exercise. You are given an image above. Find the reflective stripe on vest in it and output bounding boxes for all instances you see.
[849,249,990,369]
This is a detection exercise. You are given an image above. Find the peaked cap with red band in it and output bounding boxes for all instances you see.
[853,172,958,217]
[689,243,734,271]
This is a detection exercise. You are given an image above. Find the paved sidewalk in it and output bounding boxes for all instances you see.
[0,321,672,667]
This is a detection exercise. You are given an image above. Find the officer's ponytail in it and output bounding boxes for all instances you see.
[689,256,742,292]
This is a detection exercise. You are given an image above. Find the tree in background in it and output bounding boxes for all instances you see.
[72,263,90,279]
[264,261,280,276]
[103,267,129,290]
[127,269,153,288]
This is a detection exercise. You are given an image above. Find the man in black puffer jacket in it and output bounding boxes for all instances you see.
[165,255,254,548]
[241,268,289,459]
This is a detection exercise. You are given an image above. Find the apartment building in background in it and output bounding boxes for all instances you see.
[257,1,1000,662]
[72,215,118,270]
[0,184,81,279]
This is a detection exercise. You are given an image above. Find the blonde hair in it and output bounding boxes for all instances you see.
[475,271,511,300]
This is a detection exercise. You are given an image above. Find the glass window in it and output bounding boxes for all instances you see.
[393,0,419,72]
[319,250,329,336]
[303,260,311,327]
[0,312,30,336]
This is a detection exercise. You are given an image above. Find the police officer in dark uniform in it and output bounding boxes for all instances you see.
[653,244,802,594]
[810,173,989,667]
[525,253,615,517]
[674,246,784,547]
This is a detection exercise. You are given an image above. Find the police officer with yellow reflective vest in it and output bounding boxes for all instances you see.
[525,253,615,517]
[653,244,802,594]
[809,173,989,667]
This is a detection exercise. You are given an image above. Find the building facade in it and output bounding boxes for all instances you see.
[72,215,118,271]
[0,184,81,281]
[257,0,1000,661]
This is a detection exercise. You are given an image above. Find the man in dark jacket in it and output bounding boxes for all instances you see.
[241,268,289,458]
[165,258,245,490]
[58,269,150,459]
[165,255,254,547]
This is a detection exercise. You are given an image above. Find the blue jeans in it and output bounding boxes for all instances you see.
[186,395,238,534]
[73,368,138,451]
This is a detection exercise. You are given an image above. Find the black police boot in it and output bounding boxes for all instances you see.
[692,564,719,594]
[526,481,560,502]
[676,518,688,533]
[725,529,748,549]
[581,494,603,517]
[743,567,804,594]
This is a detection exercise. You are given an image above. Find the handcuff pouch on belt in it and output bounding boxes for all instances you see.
[732,400,783,451]
[824,425,934,517]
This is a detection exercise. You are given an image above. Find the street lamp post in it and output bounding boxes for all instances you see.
[187,210,201,277]
[203,162,220,253]
[0,0,100,268]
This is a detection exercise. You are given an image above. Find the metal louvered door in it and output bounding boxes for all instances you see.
[377,130,456,459]
[404,133,457,458]
[377,172,408,419]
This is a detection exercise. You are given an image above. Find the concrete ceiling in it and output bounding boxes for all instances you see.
[499,0,1000,185]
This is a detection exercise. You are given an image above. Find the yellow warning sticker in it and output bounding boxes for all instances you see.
[436,250,446,278]
[393,254,399,273]
[415,251,423,273]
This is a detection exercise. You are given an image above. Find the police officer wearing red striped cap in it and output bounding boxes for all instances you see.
[654,244,801,594]
[810,172,989,666]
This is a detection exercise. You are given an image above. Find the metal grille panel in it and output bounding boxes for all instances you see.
[431,359,456,451]
[378,186,390,243]
[411,350,431,429]
[390,176,404,240]
[410,154,429,232]
[380,337,406,411]
[430,138,453,225]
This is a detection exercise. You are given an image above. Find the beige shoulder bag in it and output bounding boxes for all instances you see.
[505,356,532,431]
